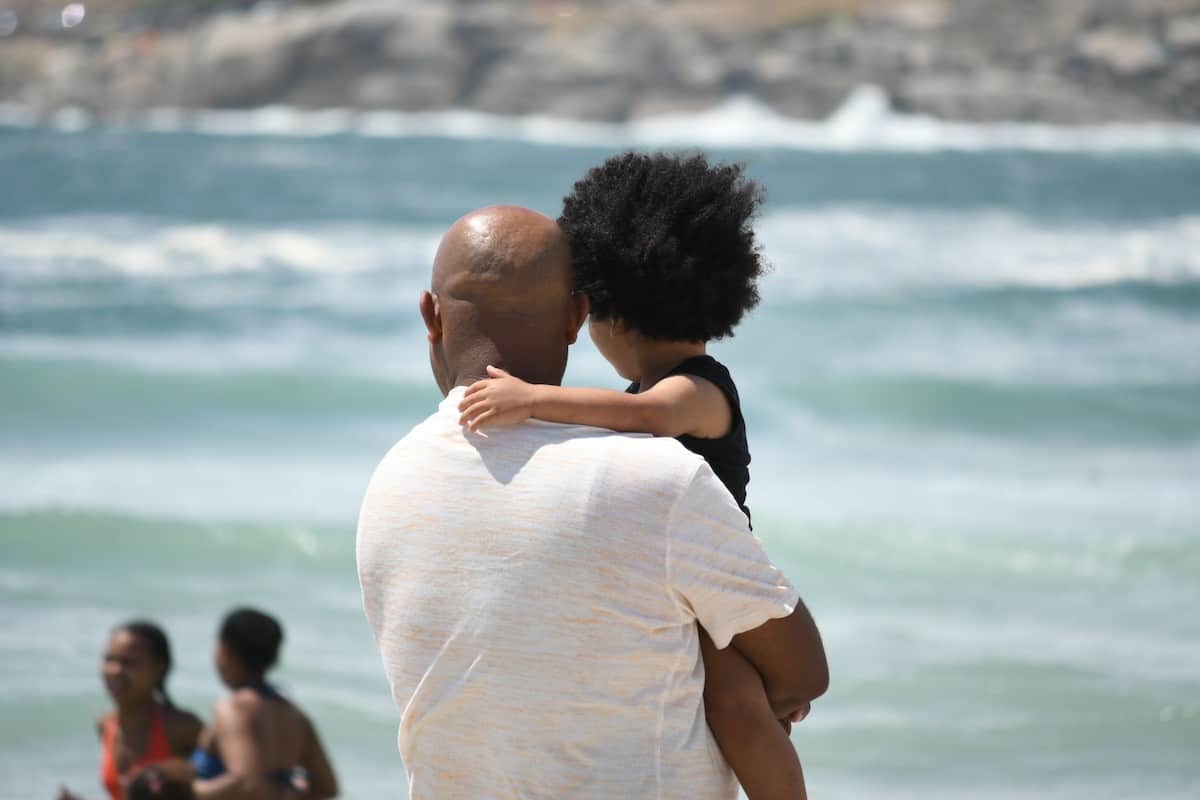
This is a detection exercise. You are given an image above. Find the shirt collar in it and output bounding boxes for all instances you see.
[439,386,468,415]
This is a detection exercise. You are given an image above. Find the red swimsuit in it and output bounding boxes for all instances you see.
[99,707,173,800]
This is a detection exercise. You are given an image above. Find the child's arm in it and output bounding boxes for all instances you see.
[458,365,731,437]
[700,628,807,800]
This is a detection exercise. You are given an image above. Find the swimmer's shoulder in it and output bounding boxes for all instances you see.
[165,706,203,753]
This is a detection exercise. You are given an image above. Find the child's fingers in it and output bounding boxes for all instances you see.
[458,395,492,418]
[458,402,486,426]
[459,389,494,415]
[462,380,490,399]
[459,395,480,421]
[486,365,511,378]
[467,409,497,432]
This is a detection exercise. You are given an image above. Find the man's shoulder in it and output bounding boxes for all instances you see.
[546,424,706,489]
[367,410,706,489]
[581,426,698,463]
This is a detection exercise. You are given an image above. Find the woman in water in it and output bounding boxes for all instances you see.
[190,607,338,799]
[59,620,204,800]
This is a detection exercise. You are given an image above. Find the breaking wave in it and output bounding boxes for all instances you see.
[5,87,1200,153]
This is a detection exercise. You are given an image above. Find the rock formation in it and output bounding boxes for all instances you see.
[1,0,1198,123]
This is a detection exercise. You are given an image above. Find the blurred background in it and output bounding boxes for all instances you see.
[2,0,1199,798]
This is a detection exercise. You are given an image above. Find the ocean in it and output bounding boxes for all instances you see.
[2,96,1199,798]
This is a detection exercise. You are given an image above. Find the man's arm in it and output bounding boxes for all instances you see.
[666,462,829,721]
[729,599,829,721]
[700,628,809,800]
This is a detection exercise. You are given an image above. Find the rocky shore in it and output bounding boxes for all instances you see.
[2,0,1199,124]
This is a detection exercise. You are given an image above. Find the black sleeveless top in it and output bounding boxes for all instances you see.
[627,355,751,522]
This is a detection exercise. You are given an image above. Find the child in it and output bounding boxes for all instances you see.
[458,152,808,800]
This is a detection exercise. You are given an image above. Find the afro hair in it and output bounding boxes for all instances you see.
[558,151,766,342]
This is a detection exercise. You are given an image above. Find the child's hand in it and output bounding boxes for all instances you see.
[458,366,539,431]
[776,703,810,734]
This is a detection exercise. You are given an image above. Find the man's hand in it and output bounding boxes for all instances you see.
[730,599,829,723]
[458,366,539,431]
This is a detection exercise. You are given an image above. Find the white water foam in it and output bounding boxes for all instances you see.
[6,87,1200,152]
[0,451,377,522]
[4,210,1197,389]
[5,210,1199,291]
[0,217,441,278]
[756,209,1200,295]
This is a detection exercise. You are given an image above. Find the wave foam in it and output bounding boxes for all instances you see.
[758,209,1200,294]
[4,210,1199,293]
[0,217,440,278]
[6,87,1200,152]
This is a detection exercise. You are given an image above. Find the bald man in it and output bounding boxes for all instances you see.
[417,205,585,394]
[357,206,825,800]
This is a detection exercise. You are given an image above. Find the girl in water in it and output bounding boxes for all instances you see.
[190,607,338,799]
[59,621,203,800]
[458,152,810,799]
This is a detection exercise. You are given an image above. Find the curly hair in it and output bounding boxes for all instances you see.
[558,151,766,342]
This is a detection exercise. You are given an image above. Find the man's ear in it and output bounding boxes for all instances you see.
[566,291,589,345]
[419,291,442,343]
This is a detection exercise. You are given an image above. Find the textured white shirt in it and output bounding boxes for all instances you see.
[357,388,799,800]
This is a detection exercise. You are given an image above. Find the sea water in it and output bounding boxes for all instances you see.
[1,100,1199,798]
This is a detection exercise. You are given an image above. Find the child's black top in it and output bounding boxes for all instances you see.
[627,355,751,522]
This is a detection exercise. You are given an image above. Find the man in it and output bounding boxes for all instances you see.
[357,206,827,799]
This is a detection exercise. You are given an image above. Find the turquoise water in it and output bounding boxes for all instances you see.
[2,117,1199,799]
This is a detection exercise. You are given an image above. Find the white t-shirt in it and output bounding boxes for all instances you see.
[357,387,799,800]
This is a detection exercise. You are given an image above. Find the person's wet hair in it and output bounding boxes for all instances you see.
[116,620,176,707]
[558,151,766,342]
[220,607,284,674]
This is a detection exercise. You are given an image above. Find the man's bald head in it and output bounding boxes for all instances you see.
[420,206,587,394]
[432,206,571,311]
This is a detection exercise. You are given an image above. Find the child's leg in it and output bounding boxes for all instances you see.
[700,627,807,800]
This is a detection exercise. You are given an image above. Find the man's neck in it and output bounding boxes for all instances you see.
[452,366,489,390]
[452,359,565,390]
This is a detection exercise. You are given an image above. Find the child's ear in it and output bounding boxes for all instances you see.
[566,291,589,345]
[419,291,442,343]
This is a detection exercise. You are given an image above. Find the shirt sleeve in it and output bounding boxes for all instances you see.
[666,462,800,649]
